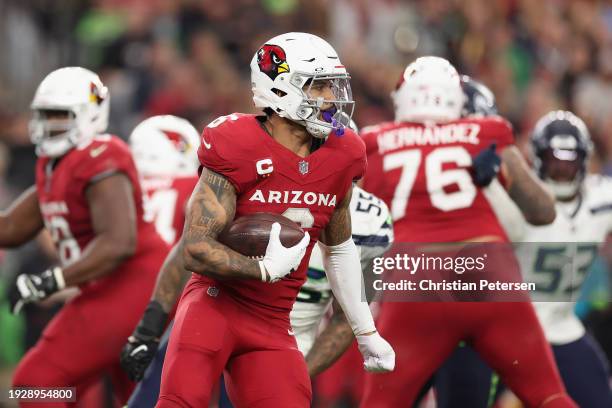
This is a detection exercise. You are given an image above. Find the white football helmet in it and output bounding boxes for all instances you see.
[250,32,354,139]
[392,56,464,124]
[129,115,200,178]
[29,67,110,158]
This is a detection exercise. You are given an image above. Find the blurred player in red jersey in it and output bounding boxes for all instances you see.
[131,115,200,246]
[118,115,201,407]
[3,67,169,407]
[359,57,576,407]
[156,32,395,408]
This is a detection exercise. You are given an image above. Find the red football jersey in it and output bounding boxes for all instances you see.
[141,176,197,245]
[196,113,365,324]
[361,116,514,242]
[35,135,168,291]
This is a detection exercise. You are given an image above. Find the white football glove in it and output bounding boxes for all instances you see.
[356,332,396,373]
[259,222,310,283]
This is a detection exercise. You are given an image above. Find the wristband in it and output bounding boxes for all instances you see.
[135,300,168,341]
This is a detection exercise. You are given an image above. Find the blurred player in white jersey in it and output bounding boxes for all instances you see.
[517,110,612,407]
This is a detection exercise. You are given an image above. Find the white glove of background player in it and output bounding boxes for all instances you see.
[259,222,310,283]
[357,332,396,373]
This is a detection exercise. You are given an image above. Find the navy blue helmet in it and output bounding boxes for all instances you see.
[461,75,498,117]
[530,110,592,199]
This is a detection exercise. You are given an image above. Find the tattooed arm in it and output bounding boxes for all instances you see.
[319,187,353,246]
[306,299,354,376]
[501,146,556,225]
[120,243,187,380]
[151,242,190,312]
[181,168,261,280]
[319,186,353,246]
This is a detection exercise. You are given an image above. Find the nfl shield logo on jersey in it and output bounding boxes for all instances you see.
[298,160,309,175]
[207,286,219,297]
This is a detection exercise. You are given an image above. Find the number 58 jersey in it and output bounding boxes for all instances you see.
[361,116,514,243]
[35,135,168,291]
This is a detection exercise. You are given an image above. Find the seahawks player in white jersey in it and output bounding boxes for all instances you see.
[512,111,612,407]
[291,184,393,359]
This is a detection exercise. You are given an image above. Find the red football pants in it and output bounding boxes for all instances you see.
[12,250,166,408]
[156,278,311,408]
[314,341,363,407]
[360,302,577,408]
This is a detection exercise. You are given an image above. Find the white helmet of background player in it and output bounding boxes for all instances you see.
[129,115,200,178]
[250,32,354,139]
[29,67,110,158]
[392,56,464,124]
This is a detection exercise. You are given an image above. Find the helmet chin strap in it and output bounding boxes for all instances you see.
[545,179,580,200]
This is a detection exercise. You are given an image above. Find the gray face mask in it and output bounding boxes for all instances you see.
[29,110,79,158]
[295,74,355,139]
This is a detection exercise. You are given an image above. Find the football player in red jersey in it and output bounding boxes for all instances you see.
[130,115,201,246]
[118,115,201,407]
[156,32,395,408]
[359,57,576,407]
[4,67,169,407]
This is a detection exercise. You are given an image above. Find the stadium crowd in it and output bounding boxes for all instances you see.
[1,0,612,407]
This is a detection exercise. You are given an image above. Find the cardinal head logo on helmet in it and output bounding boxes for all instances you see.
[257,44,290,81]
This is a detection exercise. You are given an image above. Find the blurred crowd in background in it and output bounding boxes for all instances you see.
[1,0,612,405]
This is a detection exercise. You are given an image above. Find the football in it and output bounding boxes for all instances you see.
[217,212,306,258]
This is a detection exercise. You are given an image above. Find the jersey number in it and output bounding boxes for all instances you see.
[143,189,179,245]
[355,190,383,217]
[383,146,476,220]
[47,216,81,266]
[207,114,239,128]
[533,244,598,296]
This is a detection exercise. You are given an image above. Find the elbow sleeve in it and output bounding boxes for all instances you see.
[319,238,376,335]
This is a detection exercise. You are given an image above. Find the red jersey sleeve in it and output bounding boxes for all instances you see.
[480,116,514,150]
[197,125,255,194]
[350,136,367,181]
[360,125,381,157]
[476,116,515,188]
[74,136,139,187]
[333,130,367,203]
